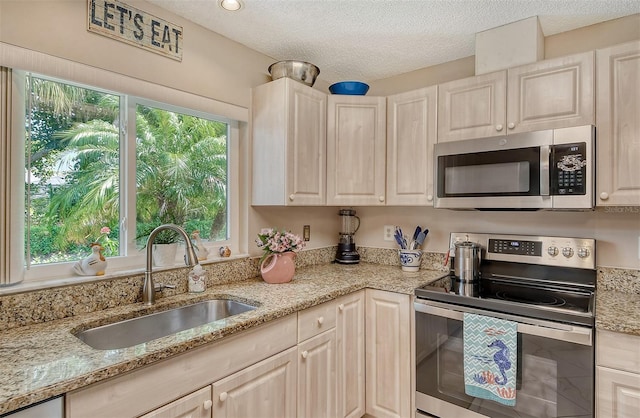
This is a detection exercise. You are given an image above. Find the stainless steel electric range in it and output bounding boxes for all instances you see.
[415,232,596,418]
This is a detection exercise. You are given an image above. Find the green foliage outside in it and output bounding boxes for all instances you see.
[25,76,228,264]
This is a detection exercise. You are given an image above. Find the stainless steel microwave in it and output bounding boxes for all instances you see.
[434,125,595,210]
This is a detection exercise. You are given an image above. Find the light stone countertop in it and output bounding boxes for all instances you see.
[595,267,640,337]
[0,262,446,415]
[595,290,640,336]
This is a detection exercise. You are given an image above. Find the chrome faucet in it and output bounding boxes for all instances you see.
[143,224,199,305]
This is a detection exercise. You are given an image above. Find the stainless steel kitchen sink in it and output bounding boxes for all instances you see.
[74,299,257,350]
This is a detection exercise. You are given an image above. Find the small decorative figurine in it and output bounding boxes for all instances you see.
[219,246,231,257]
[191,230,210,261]
[73,243,107,276]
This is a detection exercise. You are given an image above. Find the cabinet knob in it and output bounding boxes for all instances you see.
[219,392,228,402]
[289,194,295,201]
[508,122,515,130]
[338,304,344,312]
[427,195,433,202]
[317,316,324,326]
[599,192,609,201]
[204,400,213,410]
[379,196,385,202]
[301,350,308,359]
[495,124,503,132]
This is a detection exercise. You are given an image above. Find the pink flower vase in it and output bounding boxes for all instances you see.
[260,252,296,284]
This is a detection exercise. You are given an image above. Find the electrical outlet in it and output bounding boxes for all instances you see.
[384,225,394,241]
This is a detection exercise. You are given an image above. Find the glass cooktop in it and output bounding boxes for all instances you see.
[415,261,596,327]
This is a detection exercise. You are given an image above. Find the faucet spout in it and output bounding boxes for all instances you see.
[143,224,199,305]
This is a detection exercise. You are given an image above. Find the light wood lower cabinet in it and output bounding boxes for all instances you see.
[139,386,212,418]
[298,330,337,418]
[336,291,366,418]
[66,290,409,418]
[596,329,640,417]
[212,347,297,418]
[365,289,412,418]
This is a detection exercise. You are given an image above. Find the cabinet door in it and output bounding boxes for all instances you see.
[327,96,386,205]
[507,51,594,134]
[252,78,326,205]
[597,366,640,418]
[596,41,640,206]
[286,81,327,205]
[298,329,337,418]
[140,386,212,418]
[212,347,297,418]
[365,289,412,418]
[386,86,437,206]
[437,71,507,142]
[336,291,365,418]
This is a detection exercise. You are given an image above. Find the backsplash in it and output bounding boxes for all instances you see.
[0,246,335,330]
[1,246,633,331]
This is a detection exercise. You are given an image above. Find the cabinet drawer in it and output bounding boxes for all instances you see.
[597,330,640,373]
[298,301,336,342]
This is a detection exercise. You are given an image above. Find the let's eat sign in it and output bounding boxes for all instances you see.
[87,0,183,61]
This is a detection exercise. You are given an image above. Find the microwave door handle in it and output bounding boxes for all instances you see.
[540,145,550,196]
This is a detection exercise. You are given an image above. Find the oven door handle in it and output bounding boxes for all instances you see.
[414,300,592,346]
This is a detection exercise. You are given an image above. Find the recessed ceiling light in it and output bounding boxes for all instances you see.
[220,0,242,11]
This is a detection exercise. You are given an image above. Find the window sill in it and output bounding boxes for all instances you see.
[0,253,251,297]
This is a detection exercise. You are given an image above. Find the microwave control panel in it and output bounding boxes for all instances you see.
[551,142,587,195]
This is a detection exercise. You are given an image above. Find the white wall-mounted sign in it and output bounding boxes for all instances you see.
[87,0,183,61]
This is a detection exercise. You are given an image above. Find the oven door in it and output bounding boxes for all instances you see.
[414,300,594,418]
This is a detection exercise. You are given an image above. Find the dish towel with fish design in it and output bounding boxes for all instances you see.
[463,312,517,406]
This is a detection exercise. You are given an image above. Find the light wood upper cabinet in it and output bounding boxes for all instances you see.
[336,291,366,418]
[437,70,507,142]
[596,40,640,206]
[438,51,594,142]
[386,86,438,206]
[252,78,327,205]
[212,348,297,418]
[327,95,387,206]
[365,289,412,418]
[507,50,594,134]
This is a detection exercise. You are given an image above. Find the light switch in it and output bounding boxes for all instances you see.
[303,225,310,241]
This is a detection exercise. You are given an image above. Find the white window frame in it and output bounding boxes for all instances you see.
[11,72,240,284]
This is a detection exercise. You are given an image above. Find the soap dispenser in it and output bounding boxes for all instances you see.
[188,264,206,293]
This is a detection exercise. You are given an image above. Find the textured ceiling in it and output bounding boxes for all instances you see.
[147,0,639,84]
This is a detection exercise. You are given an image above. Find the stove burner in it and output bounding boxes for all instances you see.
[494,290,566,307]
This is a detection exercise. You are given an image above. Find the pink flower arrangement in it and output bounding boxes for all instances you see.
[256,228,305,261]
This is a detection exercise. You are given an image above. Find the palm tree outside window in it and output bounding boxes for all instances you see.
[23,74,229,271]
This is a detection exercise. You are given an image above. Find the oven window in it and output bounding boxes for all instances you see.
[437,147,541,197]
[415,312,593,418]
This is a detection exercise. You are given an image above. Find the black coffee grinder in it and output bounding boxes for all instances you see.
[335,208,360,264]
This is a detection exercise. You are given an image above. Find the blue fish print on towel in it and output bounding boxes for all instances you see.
[463,313,517,406]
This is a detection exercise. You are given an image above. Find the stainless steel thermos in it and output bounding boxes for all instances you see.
[453,241,481,282]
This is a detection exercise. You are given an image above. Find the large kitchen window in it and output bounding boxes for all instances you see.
[4,70,238,284]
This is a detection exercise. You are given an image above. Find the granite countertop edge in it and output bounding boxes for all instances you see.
[0,262,446,415]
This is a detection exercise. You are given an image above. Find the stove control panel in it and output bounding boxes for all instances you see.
[451,233,596,269]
